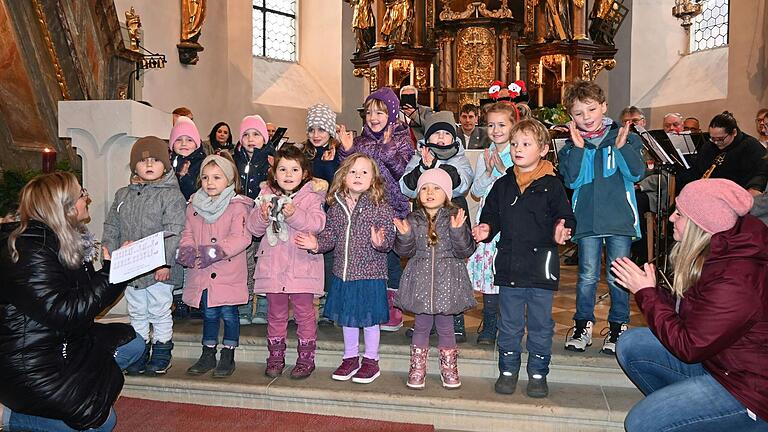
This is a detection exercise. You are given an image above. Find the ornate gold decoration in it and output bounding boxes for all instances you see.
[415,67,427,90]
[381,0,414,45]
[456,27,495,88]
[458,93,478,110]
[178,0,207,65]
[529,63,543,86]
[525,0,536,36]
[580,59,616,81]
[353,67,379,92]
[672,0,703,29]
[125,7,141,51]
[541,54,565,73]
[574,0,585,7]
[440,0,513,21]
[117,84,129,100]
[31,0,70,99]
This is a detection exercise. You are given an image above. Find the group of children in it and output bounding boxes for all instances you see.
[102,79,643,399]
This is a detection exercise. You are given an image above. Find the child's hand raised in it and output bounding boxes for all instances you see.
[321,145,336,161]
[282,202,296,218]
[338,124,354,151]
[295,232,318,252]
[553,219,572,245]
[370,225,387,248]
[491,150,506,174]
[472,223,490,242]
[615,120,631,149]
[568,121,585,149]
[179,161,191,177]
[483,149,494,175]
[420,147,435,168]
[450,208,467,228]
[383,123,394,144]
[259,200,273,221]
[393,217,411,235]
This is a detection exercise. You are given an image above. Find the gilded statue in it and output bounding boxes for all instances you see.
[536,0,572,40]
[177,0,207,65]
[124,7,141,51]
[589,0,617,45]
[381,0,414,46]
[349,0,375,54]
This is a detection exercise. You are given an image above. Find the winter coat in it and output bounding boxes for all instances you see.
[633,214,768,421]
[400,138,474,199]
[0,221,134,430]
[479,169,576,290]
[307,144,341,185]
[171,146,207,200]
[316,192,394,281]
[558,121,645,240]
[339,122,414,218]
[459,126,491,150]
[102,171,187,289]
[394,208,477,314]
[234,143,274,200]
[180,195,254,308]
[247,181,327,295]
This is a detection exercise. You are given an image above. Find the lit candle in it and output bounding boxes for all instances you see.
[42,147,57,173]
[538,59,544,107]
[561,56,566,82]
[430,89,435,108]
[410,62,415,85]
[388,63,393,86]
[515,61,520,81]
[429,64,434,87]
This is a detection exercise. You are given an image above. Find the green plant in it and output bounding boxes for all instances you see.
[534,104,570,126]
[0,160,81,216]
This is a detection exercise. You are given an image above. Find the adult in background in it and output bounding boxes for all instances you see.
[203,121,235,155]
[662,112,683,133]
[399,85,433,142]
[612,178,768,431]
[458,103,491,149]
[0,172,144,431]
[755,108,768,148]
[682,117,701,133]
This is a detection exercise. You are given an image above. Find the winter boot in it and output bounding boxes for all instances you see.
[213,347,236,378]
[125,342,150,376]
[495,350,521,394]
[438,347,461,389]
[453,314,467,343]
[406,345,429,389]
[381,288,403,331]
[144,340,173,376]
[187,345,217,375]
[290,339,316,379]
[565,320,593,352]
[526,374,549,398]
[265,337,286,377]
[476,294,499,345]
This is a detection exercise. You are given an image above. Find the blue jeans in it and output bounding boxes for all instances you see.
[617,327,768,431]
[386,250,402,290]
[575,235,631,324]
[199,290,240,347]
[497,287,555,377]
[115,332,148,370]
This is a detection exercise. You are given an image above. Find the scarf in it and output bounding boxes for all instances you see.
[513,160,555,193]
[578,117,613,139]
[191,184,237,223]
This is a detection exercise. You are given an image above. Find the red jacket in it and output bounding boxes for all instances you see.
[635,214,768,421]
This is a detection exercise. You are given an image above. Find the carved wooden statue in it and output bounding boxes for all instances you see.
[177,0,207,65]
[124,7,141,51]
[589,0,618,46]
[350,0,375,54]
[381,0,414,46]
[537,0,572,41]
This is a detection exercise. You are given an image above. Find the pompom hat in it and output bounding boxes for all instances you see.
[169,116,201,151]
[306,104,337,138]
[417,168,453,199]
[675,178,754,234]
[239,115,269,144]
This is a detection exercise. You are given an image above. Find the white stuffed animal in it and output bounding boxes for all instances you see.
[256,194,293,246]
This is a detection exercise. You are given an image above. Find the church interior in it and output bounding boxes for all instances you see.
[0,0,767,431]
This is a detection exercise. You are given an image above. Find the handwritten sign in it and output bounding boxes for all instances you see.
[109,231,166,284]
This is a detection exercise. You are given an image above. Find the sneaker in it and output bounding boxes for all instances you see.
[564,320,593,352]
[351,357,380,384]
[526,374,549,398]
[494,372,518,394]
[601,322,628,355]
[331,357,360,381]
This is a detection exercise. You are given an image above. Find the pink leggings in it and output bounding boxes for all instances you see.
[266,293,316,340]
[412,313,456,348]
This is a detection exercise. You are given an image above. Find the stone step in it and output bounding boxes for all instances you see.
[169,320,633,388]
[122,357,640,432]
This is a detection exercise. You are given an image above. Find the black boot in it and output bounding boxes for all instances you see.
[144,340,173,376]
[477,294,499,345]
[187,345,217,376]
[213,347,236,378]
[125,342,150,376]
[526,374,549,398]
[453,313,466,343]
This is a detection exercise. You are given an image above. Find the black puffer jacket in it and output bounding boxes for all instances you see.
[0,221,134,429]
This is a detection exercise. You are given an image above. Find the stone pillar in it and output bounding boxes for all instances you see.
[58,100,171,315]
[573,0,587,40]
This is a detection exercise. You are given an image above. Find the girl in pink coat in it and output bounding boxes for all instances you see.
[177,155,254,378]
[247,146,327,379]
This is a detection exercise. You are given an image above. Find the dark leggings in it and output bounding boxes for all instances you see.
[412,313,456,348]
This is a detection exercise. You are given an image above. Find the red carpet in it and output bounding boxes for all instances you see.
[114,397,435,432]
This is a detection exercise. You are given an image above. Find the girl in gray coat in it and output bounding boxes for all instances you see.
[394,168,476,390]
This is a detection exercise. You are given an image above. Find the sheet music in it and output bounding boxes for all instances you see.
[109,231,166,284]
[635,125,675,165]
[668,133,696,155]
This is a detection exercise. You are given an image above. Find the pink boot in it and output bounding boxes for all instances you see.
[381,288,403,332]
[407,345,429,389]
[265,337,286,378]
[290,339,316,379]
[439,347,461,389]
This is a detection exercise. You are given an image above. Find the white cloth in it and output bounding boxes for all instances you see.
[125,281,174,343]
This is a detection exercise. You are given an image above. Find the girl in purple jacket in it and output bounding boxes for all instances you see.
[296,154,395,384]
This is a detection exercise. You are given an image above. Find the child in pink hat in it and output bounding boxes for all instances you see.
[170,116,205,200]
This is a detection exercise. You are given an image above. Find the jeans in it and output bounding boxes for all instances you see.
[114,332,148,370]
[575,235,632,324]
[199,290,240,347]
[125,281,174,343]
[386,251,402,290]
[497,287,555,377]
[617,327,768,431]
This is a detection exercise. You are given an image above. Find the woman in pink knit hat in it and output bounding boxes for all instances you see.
[611,178,768,431]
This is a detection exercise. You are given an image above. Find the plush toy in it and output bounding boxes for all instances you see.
[487,80,506,100]
[508,80,529,104]
[256,194,293,246]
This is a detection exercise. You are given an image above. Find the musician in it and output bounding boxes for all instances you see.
[682,117,701,133]
[662,113,683,134]
[677,111,768,195]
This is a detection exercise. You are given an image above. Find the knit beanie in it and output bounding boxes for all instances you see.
[417,168,453,198]
[200,154,237,184]
[169,116,201,151]
[675,178,754,234]
[131,136,171,173]
[306,104,337,138]
[365,87,400,124]
[239,115,269,144]
[424,111,458,141]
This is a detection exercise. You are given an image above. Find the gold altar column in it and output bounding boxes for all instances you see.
[444,37,453,88]
[535,2,546,43]
[573,0,588,40]
[374,0,387,47]
[414,0,425,47]
[500,33,511,83]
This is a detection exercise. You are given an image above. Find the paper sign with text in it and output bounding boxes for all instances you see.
[109,231,166,284]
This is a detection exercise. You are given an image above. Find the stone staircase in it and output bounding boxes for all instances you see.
[121,320,641,431]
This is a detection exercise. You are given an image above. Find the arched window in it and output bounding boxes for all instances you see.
[252,0,297,62]
[691,0,729,52]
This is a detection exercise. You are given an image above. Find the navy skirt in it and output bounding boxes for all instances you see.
[323,276,388,328]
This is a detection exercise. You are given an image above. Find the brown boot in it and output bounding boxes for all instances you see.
[265,337,286,378]
[406,345,429,389]
[439,347,461,389]
[290,339,316,379]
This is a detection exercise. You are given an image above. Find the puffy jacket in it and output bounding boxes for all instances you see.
[234,143,273,200]
[400,137,474,199]
[171,146,206,200]
[0,221,134,430]
[633,214,768,421]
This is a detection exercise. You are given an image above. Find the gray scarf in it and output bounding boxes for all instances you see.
[191,184,237,223]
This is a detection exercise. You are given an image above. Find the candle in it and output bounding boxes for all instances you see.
[410,62,415,85]
[429,64,434,87]
[561,56,566,82]
[430,89,435,108]
[538,59,544,107]
[42,147,57,173]
[515,61,520,81]
[388,63,393,86]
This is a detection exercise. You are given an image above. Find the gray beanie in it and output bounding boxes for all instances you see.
[306,104,337,138]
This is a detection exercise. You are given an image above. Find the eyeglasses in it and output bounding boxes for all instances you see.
[709,135,729,143]
[80,188,89,198]
[756,117,768,124]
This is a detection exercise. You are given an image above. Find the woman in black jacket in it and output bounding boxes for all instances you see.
[0,172,144,431]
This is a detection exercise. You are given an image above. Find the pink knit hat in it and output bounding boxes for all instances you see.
[675,178,754,234]
[239,115,269,144]
[169,116,201,151]
[417,168,453,199]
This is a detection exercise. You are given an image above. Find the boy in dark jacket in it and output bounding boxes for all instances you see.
[473,119,575,398]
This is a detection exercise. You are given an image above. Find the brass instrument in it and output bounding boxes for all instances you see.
[702,153,725,179]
